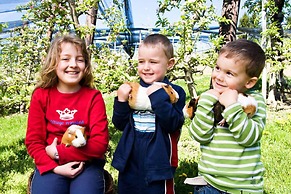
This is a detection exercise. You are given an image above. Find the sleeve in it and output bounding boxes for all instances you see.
[57,91,109,164]
[25,88,58,174]
[112,96,132,131]
[149,85,186,133]
[189,92,218,144]
[222,92,266,146]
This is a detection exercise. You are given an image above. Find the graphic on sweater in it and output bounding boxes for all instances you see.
[56,108,77,120]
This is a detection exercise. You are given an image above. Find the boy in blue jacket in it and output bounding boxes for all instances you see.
[112,34,186,194]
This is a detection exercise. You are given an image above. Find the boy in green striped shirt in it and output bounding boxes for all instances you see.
[189,39,266,193]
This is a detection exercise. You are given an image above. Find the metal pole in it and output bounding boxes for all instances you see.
[261,0,267,100]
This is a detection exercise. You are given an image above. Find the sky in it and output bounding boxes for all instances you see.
[129,0,246,28]
[0,0,246,28]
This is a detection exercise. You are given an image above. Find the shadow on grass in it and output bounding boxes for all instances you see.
[175,158,198,194]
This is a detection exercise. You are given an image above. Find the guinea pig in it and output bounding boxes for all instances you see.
[183,93,257,126]
[127,82,179,111]
[183,97,199,120]
[154,82,179,104]
[61,125,87,147]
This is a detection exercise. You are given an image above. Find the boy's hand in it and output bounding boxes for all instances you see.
[146,84,162,95]
[219,89,238,108]
[117,83,132,102]
[205,89,220,99]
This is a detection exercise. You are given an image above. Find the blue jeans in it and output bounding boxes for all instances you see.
[30,160,105,194]
[194,185,229,194]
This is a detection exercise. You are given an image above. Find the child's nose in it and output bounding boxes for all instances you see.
[216,72,224,81]
[69,59,78,67]
[143,62,150,70]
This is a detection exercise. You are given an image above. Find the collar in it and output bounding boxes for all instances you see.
[139,77,170,87]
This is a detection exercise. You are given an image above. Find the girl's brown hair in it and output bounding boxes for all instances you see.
[36,34,94,89]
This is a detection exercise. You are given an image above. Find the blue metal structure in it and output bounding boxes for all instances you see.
[0,0,214,55]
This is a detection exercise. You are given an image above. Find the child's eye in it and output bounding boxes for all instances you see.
[226,71,234,76]
[214,66,220,71]
[61,58,69,61]
[77,58,85,62]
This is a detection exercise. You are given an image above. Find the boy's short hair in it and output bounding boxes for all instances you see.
[141,34,174,59]
[219,39,266,78]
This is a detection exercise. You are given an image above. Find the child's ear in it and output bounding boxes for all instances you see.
[245,77,258,89]
[167,58,175,69]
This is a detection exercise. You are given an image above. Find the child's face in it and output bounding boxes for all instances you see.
[56,42,86,92]
[137,44,174,84]
[211,53,255,94]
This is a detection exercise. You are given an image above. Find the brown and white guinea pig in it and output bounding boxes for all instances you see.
[183,97,199,120]
[183,93,257,126]
[61,125,87,147]
[127,82,179,111]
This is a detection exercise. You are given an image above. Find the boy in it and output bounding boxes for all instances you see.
[112,34,186,194]
[189,39,266,193]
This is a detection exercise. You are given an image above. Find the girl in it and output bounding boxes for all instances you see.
[25,34,109,194]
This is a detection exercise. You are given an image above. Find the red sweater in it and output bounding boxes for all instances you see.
[25,87,109,174]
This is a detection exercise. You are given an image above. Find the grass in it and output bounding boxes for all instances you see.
[0,75,291,193]
[260,111,291,193]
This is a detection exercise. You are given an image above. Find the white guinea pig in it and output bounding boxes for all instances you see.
[127,82,179,111]
[61,125,87,147]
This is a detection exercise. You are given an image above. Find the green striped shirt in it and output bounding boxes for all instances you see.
[189,91,266,194]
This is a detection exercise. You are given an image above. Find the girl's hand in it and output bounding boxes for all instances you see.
[219,89,238,108]
[53,161,85,178]
[117,83,132,102]
[45,138,58,159]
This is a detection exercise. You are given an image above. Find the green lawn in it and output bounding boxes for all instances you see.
[1,77,291,193]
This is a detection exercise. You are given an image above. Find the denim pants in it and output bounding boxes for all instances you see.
[30,160,105,194]
[194,185,229,194]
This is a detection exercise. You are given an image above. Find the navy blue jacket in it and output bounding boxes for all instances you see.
[111,78,186,183]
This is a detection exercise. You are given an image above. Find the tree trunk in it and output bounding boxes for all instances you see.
[184,69,197,99]
[267,0,285,107]
[219,0,241,43]
[68,0,80,28]
[85,7,98,49]
[267,72,278,108]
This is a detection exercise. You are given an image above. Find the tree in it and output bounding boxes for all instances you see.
[239,12,260,29]
[268,0,286,104]
[219,0,241,43]
[243,0,291,108]
[0,0,128,115]
[156,0,219,99]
